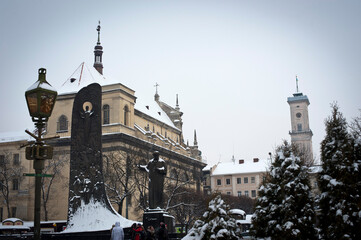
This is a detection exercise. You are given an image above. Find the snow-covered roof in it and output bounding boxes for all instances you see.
[58,62,133,95]
[211,159,269,176]
[135,95,177,130]
[0,131,31,143]
[58,63,177,130]
[229,209,246,216]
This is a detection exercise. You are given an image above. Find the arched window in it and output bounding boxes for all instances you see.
[124,105,129,126]
[103,104,110,125]
[57,115,68,132]
[297,123,302,132]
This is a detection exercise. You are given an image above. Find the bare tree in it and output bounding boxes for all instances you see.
[103,145,148,218]
[41,154,68,221]
[221,194,255,214]
[0,151,24,218]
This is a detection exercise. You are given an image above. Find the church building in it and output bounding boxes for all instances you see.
[0,23,206,222]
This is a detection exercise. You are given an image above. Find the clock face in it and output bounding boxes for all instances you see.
[296,112,302,118]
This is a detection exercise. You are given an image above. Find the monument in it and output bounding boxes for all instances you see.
[65,83,133,232]
[139,151,175,232]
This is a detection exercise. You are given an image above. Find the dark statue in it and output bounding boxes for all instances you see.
[67,83,116,223]
[139,151,167,209]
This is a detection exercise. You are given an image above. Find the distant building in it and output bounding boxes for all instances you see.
[209,157,269,199]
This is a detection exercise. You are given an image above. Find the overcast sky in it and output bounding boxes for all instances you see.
[1,0,360,165]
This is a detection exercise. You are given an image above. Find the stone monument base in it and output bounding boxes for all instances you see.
[143,209,175,233]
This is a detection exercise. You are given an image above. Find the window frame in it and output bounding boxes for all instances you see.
[244,177,248,184]
[103,104,110,125]
[216,179,222,186]
[226,178,231,185]
[251,176,255,184]
[251,190,256,198]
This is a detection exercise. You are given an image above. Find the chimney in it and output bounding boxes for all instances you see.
[253,158,259,163]
[239,159,244,164]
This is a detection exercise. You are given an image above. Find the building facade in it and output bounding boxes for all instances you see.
[209,157,268,199]
[0,24,206,222]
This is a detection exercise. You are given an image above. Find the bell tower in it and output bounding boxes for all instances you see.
[93,21,103,75]
[287,76,313,163]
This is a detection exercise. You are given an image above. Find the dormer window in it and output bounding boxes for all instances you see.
[103,104,110,124]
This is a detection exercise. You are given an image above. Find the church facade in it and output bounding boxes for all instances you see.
[0,24,205,222]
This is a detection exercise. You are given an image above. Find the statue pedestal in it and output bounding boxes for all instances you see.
[143,209,175,233]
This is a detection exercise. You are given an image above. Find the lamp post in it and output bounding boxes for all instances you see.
[24,68,57,240]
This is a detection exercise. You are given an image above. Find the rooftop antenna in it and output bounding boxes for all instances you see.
[296,75,299,93]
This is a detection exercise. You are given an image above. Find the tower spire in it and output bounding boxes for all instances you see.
[93,21,103,75]
[296,75,299,93]
[154,82,160,101]
[175,94,180,110]
[194,129,198,146]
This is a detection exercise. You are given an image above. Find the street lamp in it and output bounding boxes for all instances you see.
[24,68,57,240]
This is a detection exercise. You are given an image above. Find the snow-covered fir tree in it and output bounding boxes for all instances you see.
[251,141,317,240]
[318,104,361,239]
[182,194,242,240]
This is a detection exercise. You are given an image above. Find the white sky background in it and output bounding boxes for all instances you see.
[0,0,360,165]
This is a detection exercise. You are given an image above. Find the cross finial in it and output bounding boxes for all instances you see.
[154,82,159,94]
[296,75,299,93]
[154,83,160,101]
[96,21,101,44]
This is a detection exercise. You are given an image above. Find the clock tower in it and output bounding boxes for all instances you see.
[287,77,313,163]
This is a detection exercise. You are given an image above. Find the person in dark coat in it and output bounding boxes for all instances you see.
[156,222,169,240]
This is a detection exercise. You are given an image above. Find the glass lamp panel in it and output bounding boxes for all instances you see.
[40,92,56,115]
[26,93,38,114]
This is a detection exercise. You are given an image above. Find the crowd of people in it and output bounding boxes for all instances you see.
[110,221,169,240]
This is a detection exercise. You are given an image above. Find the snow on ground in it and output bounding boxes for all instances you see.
[62,198,135,233]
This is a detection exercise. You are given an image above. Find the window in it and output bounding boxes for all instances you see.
[297,123,302,132]
[251,190,256,198]
[251,177,255,184]
[57,115,68,132]
[227,192,231,195]
[245,191,249,197]
[0,180,3,190]
[237,178,241,184]
[13,154,20,165]
[12,179,19,191]
[237,191,242,197]
[217,179,222,186]
[226,178,231,185]
[244,177,248,184]
[0,155,4,165]
[103,104,110,124]
[124,105,129,126]
[11,207,16,218]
